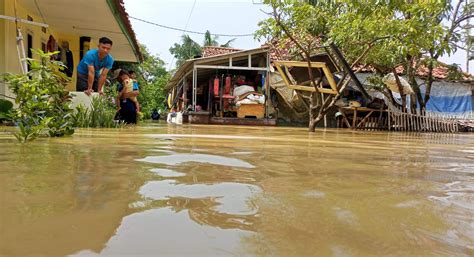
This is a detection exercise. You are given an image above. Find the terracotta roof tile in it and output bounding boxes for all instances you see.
[202,46,242,57]
[358,63,473,81]
[262,37,323,62]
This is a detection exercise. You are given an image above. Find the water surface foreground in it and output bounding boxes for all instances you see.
[1,124,473,256]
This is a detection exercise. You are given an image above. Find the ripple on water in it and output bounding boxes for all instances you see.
[136,153,255,168]
[394,200,421,208]
[301,190,326,199]
[139,180,261,215]
[149,168,185,177]
[427,180,474,251]
[333,207,359,227]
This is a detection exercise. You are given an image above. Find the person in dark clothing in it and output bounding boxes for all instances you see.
[113,69,139,124]
[59,41,74,77]
[151,109,160,120]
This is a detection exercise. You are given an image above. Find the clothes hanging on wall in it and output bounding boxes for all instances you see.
[46,35,59,60]
[58,41,74,77]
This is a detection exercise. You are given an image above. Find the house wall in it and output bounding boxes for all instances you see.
[0,0,7,99]
[0,0,93,101]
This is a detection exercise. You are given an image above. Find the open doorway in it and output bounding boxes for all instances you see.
[27,33,33,71]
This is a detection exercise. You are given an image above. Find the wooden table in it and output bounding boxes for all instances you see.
[338,106,386,129]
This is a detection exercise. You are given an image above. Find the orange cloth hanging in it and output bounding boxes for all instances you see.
[213,76,219,96]
[225,75,232,95]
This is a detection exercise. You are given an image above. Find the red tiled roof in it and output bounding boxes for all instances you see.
[262,37,323,62]
[202,46,242,57]
[262,41,293,61]
[355,62,473,81]
[394,63,473,81]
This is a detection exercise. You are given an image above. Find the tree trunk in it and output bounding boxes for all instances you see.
[424,59,434,110]
[309,92,316,131]
[311,112,325,131]
[393,69,406,112]
[406,56,418,114]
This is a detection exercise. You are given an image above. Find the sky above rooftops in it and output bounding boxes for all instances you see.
[124,0,472,74]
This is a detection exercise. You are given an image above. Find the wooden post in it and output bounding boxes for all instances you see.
[402,113,405,131]
[388,109,391,131]
[352,108,357,129]
[397,113,400,131]
[192,67,197,111]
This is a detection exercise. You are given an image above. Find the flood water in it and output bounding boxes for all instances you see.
[1,123,473,257]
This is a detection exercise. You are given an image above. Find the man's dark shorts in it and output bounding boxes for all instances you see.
[76,73,98,92]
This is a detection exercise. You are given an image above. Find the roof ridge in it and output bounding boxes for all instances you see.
[202,46,242,50]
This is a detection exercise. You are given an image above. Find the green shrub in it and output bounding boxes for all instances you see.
[3,49,74,142]
[0,99,13,113]
[73,96,124,128]
[0,99,13,122]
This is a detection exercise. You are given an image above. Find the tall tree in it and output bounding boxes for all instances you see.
[169,34,202,67]
[257,0,470,131]
[257,0,386,131]
[203,30,236,47]
[203,30,219,46]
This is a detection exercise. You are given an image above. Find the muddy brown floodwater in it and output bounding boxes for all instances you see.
[1,123,473,257]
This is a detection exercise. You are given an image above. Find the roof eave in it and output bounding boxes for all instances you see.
[166,47,270,91]
[106,0,143,63]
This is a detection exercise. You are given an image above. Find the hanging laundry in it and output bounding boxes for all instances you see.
[58,41,74,77]
[46,35,59,60]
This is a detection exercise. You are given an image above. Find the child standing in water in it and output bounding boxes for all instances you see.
[117,70,140,113]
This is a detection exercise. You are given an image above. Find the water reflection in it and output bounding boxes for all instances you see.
[1,124,473,256]
[137,153,255,168]
[139,180,261,215]
[71,208,255,257]
[149,168,185,177]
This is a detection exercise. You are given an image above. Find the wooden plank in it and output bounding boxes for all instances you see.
[338,107,352,128]
[274,61,338,94]
[398,113,402,131]
[274,64,292,91]
[273,61,328,68]
[286,85,337,94]
[403,114,406,131]
[321,66,338,92]
[356,111,374,128]
[237,104,265,119]
[352,108,357,129]
[407,114,410,131]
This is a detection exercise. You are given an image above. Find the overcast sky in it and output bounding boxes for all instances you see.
[123,0,473,73]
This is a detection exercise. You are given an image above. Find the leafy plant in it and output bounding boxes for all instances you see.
[72,96,124,128]
[446,63,463,81]
[3,49,74,142]
[0,99,13,122]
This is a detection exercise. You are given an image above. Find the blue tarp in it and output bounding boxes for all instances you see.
[419,82,472,114]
